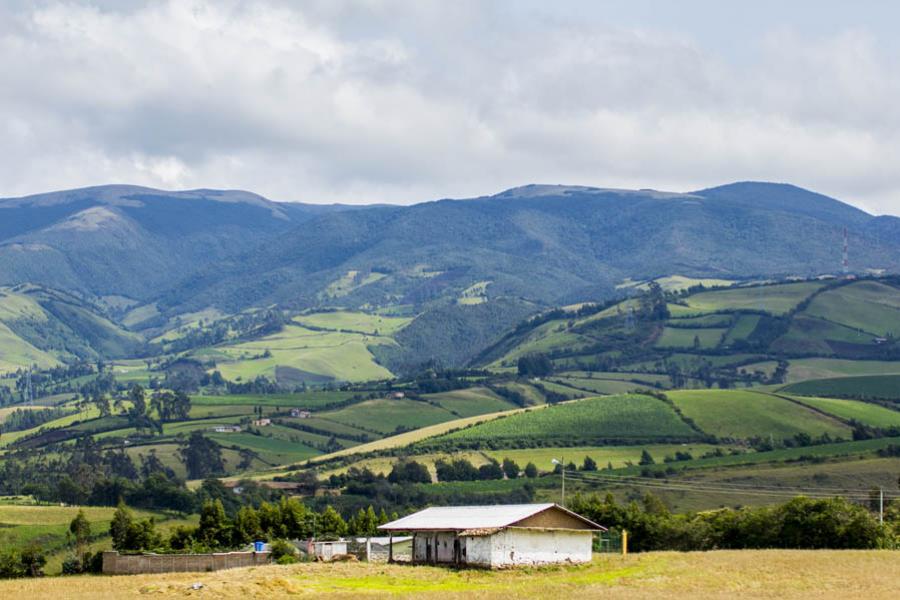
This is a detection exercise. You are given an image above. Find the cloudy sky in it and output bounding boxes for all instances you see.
[3,1,900,214]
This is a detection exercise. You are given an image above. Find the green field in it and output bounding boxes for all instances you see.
[192,391,358,408]
[209,431,321,464]
[782,358,900,383]
[423,387,517,417]
[436,394,701,445]
[550,377,647,395]
[683,281,824,315]
[668,390,851,440]
[655,327,726,349]
[804,280,900,336]
[722,314,761,345]
[293,311,411,335]
[786,395,900,427]
[782,374,900,400]
[207,324,395,383]
[319,398,458,435]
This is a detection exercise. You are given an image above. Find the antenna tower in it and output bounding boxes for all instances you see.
[842,227,849,275]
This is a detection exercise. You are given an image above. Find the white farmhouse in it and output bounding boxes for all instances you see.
[378,503,605,568]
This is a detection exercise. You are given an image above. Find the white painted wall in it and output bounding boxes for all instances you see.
[487,529,593,567]
[463,535,493,567]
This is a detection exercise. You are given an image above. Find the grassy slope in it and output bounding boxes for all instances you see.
[782,375,900,400]
[669,390,850,439]
[293,311,411,335]
[318,398,457,435]
[211,323,395,383]
[783,358,900,383]
[785,395,900,427]
[422,387,517,418]
[437,394,700,444]
[804,280,900,336]
[682,281,824,315]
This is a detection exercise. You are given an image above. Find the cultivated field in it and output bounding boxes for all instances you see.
[0,551,897,599]
[668,390,851,439]
[783,375,900,400]
[436,394,701,445]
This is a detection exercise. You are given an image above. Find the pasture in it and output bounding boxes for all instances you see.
[786,395,900,427]
[436,394,701,445]
[804,281,900,337]
[682,281,824,315]
[1,551,897,599]
[668,390,850,440]
[783,375,900,400]
[655,327,726,349]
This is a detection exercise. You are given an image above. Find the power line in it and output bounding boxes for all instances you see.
[564,468,876,494]
[562,471,880,500]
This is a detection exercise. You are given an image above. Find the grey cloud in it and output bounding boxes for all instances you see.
[1,0,899,215]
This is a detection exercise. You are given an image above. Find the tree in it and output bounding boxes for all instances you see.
[524,462,538,478]
[318,506,347,540]
[198,499,230,548]
[478,461,504,480]
[179,432,225,479]
[502,458,520,479]
[110,502,161,552]
[387,460,431,484]
[128,384,147,420]
[581,456,598,471]
[69,509,91,563]
[639,449,655,466]
[517,353,553,377]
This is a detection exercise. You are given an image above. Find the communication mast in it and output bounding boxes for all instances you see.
[25,366,33,406]
[842,227,849,275]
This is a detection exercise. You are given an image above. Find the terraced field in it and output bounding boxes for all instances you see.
[436,394,701,445]
[668,390,851,440]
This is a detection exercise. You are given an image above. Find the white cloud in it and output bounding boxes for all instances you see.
[0,0,899,215]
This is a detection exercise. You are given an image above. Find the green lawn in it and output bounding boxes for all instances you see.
[668,390,851,440]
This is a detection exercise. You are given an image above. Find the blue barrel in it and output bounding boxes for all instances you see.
[254,541,265,552]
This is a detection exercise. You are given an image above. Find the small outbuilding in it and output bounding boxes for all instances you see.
[378,503,605,568]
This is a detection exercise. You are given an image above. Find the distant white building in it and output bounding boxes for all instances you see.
[212,425,242,433]
[252,418,272,427]
[378,503,605,568]
[290,408,311,418]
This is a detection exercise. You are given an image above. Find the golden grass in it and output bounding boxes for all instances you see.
[0,551,897,599]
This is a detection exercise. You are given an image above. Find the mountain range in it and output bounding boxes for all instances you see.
[1,180,899,369]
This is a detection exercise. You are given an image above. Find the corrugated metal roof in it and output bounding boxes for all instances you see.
[378,503,605,532]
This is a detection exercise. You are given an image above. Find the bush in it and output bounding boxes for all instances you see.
[269,539,297,562]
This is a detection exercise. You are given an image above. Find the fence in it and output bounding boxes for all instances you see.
[595,530,624,554]
[102,550,270,575]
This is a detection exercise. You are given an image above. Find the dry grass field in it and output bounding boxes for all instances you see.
[1,551,897,599]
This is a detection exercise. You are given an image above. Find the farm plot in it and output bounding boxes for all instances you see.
[803,280,900,337]
[550,377,646,395]
[782,358,900,383]
[423,387,517,418]
[191,391,359,409]
[668,390,851,440]
[782,375,900,401]
[436,394,701,445]
[318,398,457,435]
[292,311,411,335]
[656,327,726,349]
[786,395,900,427]
[723,314,761,345]
[683,281,824,316]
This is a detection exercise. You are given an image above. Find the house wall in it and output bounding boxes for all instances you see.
[102,551,269,575]
[463,535,493,567]
[412,532,459,564]
[488,529,593,567]
[515,508,595,530]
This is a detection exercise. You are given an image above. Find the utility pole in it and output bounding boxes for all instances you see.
[551,457,566,507]
[879,487,884,525]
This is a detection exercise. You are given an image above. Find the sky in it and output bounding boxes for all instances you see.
[2,0,900,214]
